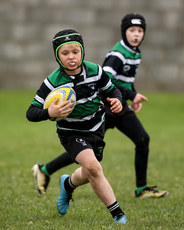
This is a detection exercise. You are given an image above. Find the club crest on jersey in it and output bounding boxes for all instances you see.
[88,83,95,90]
[88,83,96,95]
[123,65,131,72]
[76,138,87,146]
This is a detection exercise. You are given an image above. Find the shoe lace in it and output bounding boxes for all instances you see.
[145,186,158,192]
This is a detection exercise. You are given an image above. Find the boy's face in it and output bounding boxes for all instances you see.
[58,43,82,75]
[126,26,144,48]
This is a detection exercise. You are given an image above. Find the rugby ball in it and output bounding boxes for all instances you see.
[43,86,76,121]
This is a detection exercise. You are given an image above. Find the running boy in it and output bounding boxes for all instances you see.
[26,29,127,224]
[31,14,168,199]
[103,13,168,198]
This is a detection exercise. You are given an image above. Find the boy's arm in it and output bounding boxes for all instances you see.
[26,105,50,122]
[103,56,136,101]
[26,98,74,122]
[100,70,123,113]
[106,97,122,113]
[105,84,122,103]
[26,79,52,122]
[102,54,122,80]
[103,54,139,101]
[112,81,136,101]
[102,84,122,114]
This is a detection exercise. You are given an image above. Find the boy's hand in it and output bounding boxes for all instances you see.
[48,98,73,118]
[131,102,142,113]
[133,93,148,104]
[106,97,123,113]
[131,93,148,113]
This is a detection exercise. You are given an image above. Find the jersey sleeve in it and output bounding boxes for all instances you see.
[113,81,136,101]
[99,69,122,103]
[26,79,51,122]
[102,55,122,80]
[26,105,50,122]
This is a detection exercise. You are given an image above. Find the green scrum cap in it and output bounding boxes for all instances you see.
[52,29,85,69]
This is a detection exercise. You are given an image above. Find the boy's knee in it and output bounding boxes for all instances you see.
[86,160,102,178]
[136,133,150,149]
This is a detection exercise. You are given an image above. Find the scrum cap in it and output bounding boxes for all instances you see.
[121,13,146,48]
[52,29,85,69]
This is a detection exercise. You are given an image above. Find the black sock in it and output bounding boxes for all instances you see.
[64,176,76,194]
[107,201,125,219]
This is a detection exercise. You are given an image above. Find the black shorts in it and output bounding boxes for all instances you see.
[57,132,105,162]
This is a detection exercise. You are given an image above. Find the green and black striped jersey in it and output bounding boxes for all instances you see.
[103,39,142,91]
[28,61,121,134]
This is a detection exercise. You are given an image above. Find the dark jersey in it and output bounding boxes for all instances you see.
[103,39,142,92]
[26,61,122,135]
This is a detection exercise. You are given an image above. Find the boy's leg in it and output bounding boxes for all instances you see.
[57,134,127,223]
[115,111,149,187]
[32,152,74,194]
[115,111,168,198]
[45,152,74,175]
[74,149,116,205]
[72,149,127,223]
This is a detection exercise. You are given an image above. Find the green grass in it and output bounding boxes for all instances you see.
[0,90,184,230]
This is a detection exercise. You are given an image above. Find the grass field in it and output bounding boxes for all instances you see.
[0,90,184,230]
